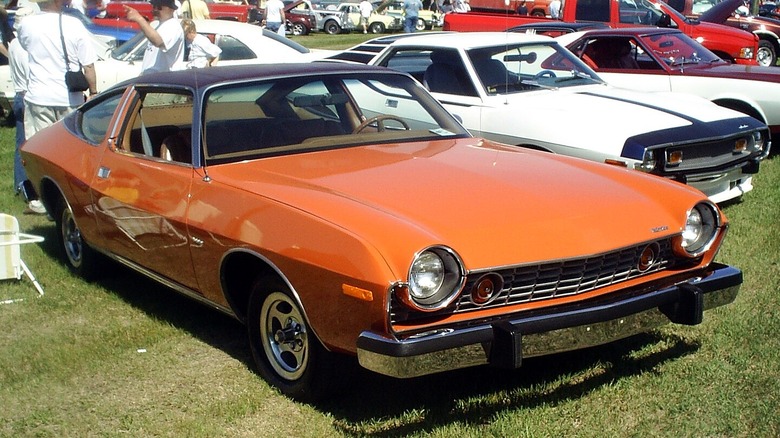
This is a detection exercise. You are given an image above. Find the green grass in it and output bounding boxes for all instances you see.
[1,60,779,435]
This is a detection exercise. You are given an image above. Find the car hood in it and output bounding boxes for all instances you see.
[209,138,704,272]
[700,0,742,23]
[473,84,745,154]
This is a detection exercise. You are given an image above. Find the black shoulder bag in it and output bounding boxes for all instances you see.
[60,13,90,92]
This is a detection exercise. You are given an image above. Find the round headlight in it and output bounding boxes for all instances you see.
[405,247,465,311]
[681,202,720,257]
[409,251,444,300]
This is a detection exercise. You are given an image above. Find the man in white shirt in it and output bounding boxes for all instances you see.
[358,0,372,34]
[18,0,98,138]
[125,0,185,74]
[181,0,210,19]
[263,0,286,35]
[549,0,561,19]
[17,0,97,214]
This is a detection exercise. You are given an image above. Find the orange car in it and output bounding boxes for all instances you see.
[21,63,741,401]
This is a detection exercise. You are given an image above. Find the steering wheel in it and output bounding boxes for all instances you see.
[353,115,410,134]
[534,69,557,80]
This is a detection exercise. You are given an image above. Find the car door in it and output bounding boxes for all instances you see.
[90,86,199,290]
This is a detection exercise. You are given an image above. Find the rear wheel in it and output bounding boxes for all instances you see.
[247,277,337,402]
[324,20,341,35]
[369,22,385,33]
[757,40,777,67]
[55,196,101,280]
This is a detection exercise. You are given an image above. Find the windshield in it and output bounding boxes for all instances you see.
[202,72,469,163]
[642,32,722,67]
[111,32,147,61]
[466,42,603,94]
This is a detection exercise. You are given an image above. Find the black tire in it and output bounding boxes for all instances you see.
[416,18,426,31]
[369,22,385,33]
[291,22,308,36]
[55,196,101,280]
[757,40,777,67]
[324,20,341,35]
[247,277,337,402]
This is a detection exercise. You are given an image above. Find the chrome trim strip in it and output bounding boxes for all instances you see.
[104,252,238,319]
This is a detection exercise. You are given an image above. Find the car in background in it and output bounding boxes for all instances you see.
[20,62,742,402]
[506,21,609,37]
[372,0,441,30]
[697,0,780,67]
[558,27,780,141]
[281,0,318,35]
[249,0,318,35]
[345,32,770,203]
[94,19,330,92]
[340,2,402,33]
[99,0,251,23]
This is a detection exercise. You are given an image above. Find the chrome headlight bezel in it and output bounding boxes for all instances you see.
[401,246,466,312]
[678,201,721,258]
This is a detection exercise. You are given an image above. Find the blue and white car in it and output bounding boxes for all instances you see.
[338,32,771,203]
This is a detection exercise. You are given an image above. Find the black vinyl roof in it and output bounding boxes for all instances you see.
[112,62,396,92]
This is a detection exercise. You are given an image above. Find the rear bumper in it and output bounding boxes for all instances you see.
[357,263,741,378]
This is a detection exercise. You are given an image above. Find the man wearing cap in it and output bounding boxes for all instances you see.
[125,0,184,74]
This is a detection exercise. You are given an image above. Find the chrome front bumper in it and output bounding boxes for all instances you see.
[357,263,742,378]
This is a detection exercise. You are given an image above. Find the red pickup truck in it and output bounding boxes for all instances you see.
[443,0,758,65]
[100,1,252,23]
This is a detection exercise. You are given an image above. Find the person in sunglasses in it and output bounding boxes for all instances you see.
[125,0,184,74]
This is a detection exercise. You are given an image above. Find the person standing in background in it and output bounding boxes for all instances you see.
[402,0,422,32]
[180,0,209,19]
[17,0,98,214]
[263,0,286,35]
[125,0,184,74]
[549,0,561,19]
[8,7,40,212]
[359,0,372,33]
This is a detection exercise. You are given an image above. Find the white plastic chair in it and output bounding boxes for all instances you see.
[0,213,44,299]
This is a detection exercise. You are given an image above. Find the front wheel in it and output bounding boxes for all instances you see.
[324,20,341,35]
[416,18,426,31]
[247,277,336,402]
[369,22,385,33]
[291,22,308,36]
[757,40,777,67]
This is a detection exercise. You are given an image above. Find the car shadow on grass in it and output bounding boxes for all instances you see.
[28,222,702,433]
[320,331,700,436]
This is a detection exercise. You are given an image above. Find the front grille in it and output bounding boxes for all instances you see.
[391,238,676,324]
[661,137,750,173]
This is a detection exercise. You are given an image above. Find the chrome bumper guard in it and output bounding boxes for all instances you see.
[357,263,741,378]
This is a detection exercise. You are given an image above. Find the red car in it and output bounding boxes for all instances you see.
[101,0,251,22]
[98,0,315,36]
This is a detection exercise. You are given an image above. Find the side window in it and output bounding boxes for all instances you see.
[216,35,257,61]
[575,0,611,22]
[79,93,124,144]
[120,91,194,164]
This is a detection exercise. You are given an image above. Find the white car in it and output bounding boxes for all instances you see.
[0,19,331,117]
[95,19,332,93]
[343,32,770,203]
